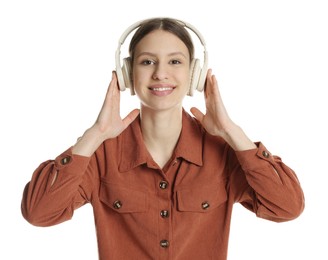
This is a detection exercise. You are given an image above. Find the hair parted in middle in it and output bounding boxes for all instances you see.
[128,18,195,65]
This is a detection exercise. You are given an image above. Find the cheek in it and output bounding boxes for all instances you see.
[131,67,142,87]
[132,73,149,97]
[181,69,192,87]
[132,64,152,81]
[132,73,145,91]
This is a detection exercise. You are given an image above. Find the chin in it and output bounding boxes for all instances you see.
[141,101,183,113]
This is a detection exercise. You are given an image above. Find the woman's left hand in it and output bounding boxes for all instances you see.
[190,69,256,151]
[190,69,234,139]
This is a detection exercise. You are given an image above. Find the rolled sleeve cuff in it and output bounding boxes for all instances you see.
[234,142,274,171]
[54,147,91,174]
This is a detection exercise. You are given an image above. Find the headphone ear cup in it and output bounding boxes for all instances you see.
[188,59,201,96]
[121,57,135,95]
[116,60,126,92]
[196,63,207,92]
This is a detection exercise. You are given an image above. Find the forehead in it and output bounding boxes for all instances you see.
[134,30,189,55]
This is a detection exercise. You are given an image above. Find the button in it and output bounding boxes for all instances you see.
[160,240,169,248]
[202,201,210,210]
[159,181,168,189]
[160,210,169,218]
[262,151,270,158]
[113,200,122,209]
[61,156,71,165]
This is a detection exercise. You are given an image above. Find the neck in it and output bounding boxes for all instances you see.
[140,106,183,168]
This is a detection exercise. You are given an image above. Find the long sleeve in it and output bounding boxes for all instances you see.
[21,148,92,227]
[230,142,305,222]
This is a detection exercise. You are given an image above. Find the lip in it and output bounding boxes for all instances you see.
[148,84,176,97]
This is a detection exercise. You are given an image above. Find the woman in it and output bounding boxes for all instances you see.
[21,18,304,260]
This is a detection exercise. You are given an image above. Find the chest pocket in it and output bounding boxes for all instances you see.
[99,180,149,213]
[177,181,227,213]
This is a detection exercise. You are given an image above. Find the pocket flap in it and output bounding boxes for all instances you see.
[100,181,148,213]
[177,182,227,212]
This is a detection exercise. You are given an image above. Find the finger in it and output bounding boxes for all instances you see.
[122,109,140,129]
[190,107,205,122]
[204,69,215,98]
[206,73,221,101]
[106,72,121,103]
[108,71,120,95]
[98,72,120,119]
[211,75,224,104]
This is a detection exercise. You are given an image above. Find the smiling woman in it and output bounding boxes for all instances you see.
[21,17,304,260]
[133,30,191,110]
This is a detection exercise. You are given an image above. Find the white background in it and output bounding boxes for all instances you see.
[1,0,327,259]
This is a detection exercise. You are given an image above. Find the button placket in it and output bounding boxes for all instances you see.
[157,178,171,253]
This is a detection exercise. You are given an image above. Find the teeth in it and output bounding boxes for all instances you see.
[151,87,173,91]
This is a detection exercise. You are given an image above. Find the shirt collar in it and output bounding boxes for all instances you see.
[175,110,203,166]
[119,110,203,172]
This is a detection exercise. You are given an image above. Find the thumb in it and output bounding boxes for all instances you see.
[190,107,204,122]
[122,109,140,130]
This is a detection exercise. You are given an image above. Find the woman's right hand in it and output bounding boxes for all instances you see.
[72,71,140,156]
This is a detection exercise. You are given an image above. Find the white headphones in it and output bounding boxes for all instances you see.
[115,17,208,96]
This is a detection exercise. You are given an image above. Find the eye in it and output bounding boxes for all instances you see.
[170,59,182,65]
[141,59,155,65]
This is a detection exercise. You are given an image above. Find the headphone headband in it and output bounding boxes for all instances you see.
[117,18,207,47]
[115,17,208,96]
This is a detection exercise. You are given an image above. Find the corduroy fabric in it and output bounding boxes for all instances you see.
[22,110,304,260]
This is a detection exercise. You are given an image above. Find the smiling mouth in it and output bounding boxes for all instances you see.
[149,87,174,91]
[148,85,176,96]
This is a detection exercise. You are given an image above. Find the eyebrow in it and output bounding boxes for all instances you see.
[136,51,188,59]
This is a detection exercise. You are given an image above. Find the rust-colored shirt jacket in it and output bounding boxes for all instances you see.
[22,111,304,260]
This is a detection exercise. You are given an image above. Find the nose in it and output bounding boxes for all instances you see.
[152,63,168,80]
